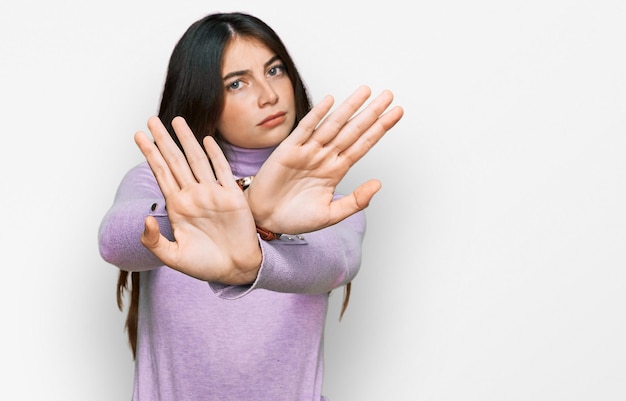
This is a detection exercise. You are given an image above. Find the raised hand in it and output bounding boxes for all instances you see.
[246,85,404,234]
[134,116,261,284]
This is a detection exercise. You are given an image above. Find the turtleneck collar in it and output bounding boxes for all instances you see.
[219,141,277,178]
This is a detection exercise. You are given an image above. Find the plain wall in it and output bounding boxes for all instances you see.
[1,0,624,400]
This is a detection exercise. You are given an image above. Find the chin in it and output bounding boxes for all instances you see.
[263,129,291,147]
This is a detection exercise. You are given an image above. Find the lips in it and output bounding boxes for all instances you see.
[258,112,287,127]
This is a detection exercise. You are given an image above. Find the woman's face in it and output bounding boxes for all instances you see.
[216,36,296,148]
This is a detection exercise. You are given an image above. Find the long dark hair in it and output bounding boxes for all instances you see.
[117,12,351,358]
[158,12,312,148]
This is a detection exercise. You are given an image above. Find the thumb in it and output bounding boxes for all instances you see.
[141,215,162,249]
[141,216,178,267]
[328,179,382,225]
[352,179,382,210]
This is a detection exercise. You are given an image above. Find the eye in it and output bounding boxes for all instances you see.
[226,80,243,91]
[267,64,286,78]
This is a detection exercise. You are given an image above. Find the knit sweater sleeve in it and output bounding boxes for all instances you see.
[98,162,173,271]
[99,162,366,295]
[209,198,366,299]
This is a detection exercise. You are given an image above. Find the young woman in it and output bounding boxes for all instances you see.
[99,12,403,401]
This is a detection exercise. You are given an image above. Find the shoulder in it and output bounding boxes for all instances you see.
[111,161,160,201]
[119,161,155,184]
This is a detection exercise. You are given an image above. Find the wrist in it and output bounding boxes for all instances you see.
[224,246,262,285]
[236,176,282,240]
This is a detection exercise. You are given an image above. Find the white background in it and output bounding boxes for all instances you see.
[1,1,624,400]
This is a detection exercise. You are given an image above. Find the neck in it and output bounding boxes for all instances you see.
[219,141,276,178]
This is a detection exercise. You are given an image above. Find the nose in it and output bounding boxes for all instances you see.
[257,80,279,107]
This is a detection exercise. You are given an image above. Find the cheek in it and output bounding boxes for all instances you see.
[217,100,239,133]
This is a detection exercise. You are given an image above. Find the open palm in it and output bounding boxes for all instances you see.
[135,116,261,284]
[247,86,404,234]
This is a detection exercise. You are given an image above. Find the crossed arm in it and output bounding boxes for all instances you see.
[132,85,403,284]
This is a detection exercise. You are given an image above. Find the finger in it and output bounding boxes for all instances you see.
[327,179,382,225]
[140,215,179,268]
[171,116,216,183]
[147,116,197,188]
[340,104,404,164]
[308,85,372,146]
[134,129,180,197]
[281,94,335,146]
[202,136,237,189]
[329,89,395,153]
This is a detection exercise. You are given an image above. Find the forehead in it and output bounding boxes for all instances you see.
[222,36,276,73]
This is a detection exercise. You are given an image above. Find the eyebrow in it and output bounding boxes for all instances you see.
[222,55,282,81]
